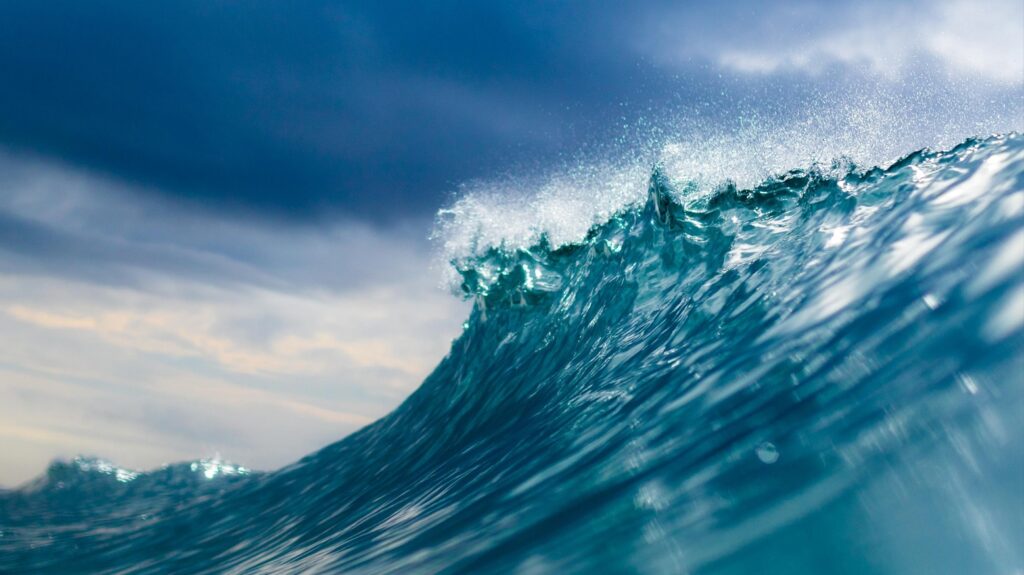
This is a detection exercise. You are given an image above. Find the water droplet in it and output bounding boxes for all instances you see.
[957,372,979,395]
[756,442,779,464]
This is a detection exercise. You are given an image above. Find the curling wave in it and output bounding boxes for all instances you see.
[2,134,1023,574]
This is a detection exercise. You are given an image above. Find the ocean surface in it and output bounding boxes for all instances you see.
[2,134,1022,574]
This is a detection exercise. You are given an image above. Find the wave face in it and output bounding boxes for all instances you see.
[2,135,1023,574]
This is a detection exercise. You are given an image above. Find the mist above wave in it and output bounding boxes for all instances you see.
[433,88,1022,284]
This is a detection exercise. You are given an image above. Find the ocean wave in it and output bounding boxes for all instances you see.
[2,134,1022,574]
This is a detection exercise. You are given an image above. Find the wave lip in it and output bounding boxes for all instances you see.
[3,134,1023,574]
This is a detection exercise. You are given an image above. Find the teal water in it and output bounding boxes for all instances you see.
[2,135,1022,574]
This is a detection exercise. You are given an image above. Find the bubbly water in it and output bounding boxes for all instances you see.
[2,134,1022,574]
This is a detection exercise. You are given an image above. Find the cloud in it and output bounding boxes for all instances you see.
[923,0,1024,84]
[0,154,468,486]
[0,0,1017,224]
[0,1,628,220]
[640,0,1023,85]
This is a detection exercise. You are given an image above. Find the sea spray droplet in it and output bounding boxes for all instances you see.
[756,442,780,464]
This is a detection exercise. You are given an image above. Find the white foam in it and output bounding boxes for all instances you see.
[432,159,650,290]
[432,87,1022,284]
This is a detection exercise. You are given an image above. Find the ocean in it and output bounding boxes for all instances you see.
[2,133,1022,574]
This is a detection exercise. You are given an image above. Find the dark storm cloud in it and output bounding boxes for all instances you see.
[0,1,1018,223]
[0,1,680,220]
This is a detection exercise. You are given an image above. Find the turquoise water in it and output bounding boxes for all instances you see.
[2,135,1022,574]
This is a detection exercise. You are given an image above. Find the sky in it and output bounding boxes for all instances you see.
[0,0,1021,486]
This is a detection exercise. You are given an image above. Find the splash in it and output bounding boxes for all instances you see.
[433,89,1021,281]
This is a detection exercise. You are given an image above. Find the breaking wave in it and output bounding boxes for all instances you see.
[2,134,1023,574]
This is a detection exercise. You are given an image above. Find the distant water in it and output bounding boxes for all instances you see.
[2,134,1022,574]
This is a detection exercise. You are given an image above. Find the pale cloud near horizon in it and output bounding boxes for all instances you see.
[0,153,468,487]
[641,0,1023,85]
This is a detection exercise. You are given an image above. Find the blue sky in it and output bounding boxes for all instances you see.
[0,0,1021,485]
